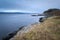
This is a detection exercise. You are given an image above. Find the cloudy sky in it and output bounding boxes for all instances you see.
[0,0,60,13]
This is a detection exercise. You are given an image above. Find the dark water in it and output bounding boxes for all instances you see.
[0,13,41,40]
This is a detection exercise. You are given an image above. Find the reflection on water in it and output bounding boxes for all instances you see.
[0,14,41,40]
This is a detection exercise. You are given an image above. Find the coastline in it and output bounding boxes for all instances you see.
[2,26,25,40]
[2,16,60,40]
[2,8,60,40]
[10,16,60,40]
[2,22,39,40]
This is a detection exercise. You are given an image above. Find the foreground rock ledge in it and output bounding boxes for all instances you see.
[10,16,60,40]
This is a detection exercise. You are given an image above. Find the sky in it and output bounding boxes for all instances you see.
[0,0,60,13]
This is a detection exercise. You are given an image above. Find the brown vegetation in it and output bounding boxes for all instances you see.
[44,8,60,17]
[10,16,60,40]
[10,8,60,40]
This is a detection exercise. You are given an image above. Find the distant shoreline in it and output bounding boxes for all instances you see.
[32,14,44,16]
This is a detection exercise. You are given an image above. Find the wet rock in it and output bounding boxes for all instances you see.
[39,17,46,22]
[2,26,25,40]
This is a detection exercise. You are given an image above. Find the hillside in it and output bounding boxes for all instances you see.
[43,8,60,18]
[10,16,60,40]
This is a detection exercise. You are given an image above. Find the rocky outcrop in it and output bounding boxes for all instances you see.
[39,17,46,22]
[39,8,60,22]
[2,26,24,40]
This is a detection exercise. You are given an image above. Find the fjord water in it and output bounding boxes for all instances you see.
[0,13,41,40]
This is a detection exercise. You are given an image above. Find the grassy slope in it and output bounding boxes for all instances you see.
[10,16,60,40]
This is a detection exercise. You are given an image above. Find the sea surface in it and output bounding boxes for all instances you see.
[0,13,42,40]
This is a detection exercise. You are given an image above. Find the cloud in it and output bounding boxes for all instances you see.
[0,0,60,13]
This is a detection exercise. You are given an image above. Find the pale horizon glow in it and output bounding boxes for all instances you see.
[0,10,38,13]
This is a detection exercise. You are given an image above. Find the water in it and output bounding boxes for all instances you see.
[0,13,41,40]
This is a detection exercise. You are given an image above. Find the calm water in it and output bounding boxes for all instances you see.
[0,13,41,40]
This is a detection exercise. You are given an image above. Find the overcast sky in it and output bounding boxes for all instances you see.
[0,0,60,13]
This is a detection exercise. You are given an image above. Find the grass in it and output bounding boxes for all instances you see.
[10,16,60,40]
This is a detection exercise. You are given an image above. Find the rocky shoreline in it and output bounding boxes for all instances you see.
[2,23,39,40]
[2,22,39,40]
[2,26,25,40]
[2,8,60,40]
[10,16,60,40]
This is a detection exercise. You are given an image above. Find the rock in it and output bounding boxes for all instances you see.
[39,17,46,22]
[39,17,44,22]
[2,31,17,40]
[2,26,25,40]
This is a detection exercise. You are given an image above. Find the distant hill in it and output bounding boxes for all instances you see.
[43,8,60,17]
[0,12,37,14]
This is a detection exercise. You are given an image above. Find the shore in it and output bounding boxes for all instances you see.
[2,26,25,40]
[2,22,39,40]
[10,16,60,40]
[3,16,60,40]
